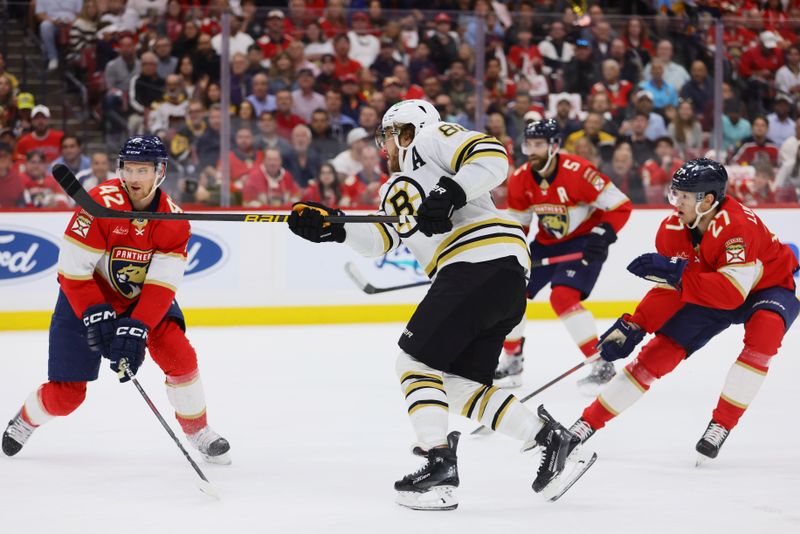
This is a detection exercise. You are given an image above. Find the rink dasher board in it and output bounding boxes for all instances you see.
[0,208,798,329]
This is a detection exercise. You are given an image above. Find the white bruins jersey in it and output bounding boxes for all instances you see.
[345,122,531,278]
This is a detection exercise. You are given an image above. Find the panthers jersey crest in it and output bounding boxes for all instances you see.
[109,247,153,299]
[534,204,570,239]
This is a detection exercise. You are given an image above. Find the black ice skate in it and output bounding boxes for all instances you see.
[395,431,460,511]
[187,426,231,465]
[695,420,730,467]
[2,411,36,457]
[577,360,616,396]
[528,406,597,502]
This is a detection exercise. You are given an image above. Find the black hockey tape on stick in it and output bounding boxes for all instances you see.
[344,252,585,295]
[52,164,411,224]
[119,359,220,500]
[471,354,601,436]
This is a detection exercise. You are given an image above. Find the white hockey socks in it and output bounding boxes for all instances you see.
[396,352,449,449]
[22,387,55,427]
[165,369,208,435]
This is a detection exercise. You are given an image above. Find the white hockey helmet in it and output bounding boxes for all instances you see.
[376,99,441,150]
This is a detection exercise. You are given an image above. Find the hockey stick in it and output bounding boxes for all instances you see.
[52,164,412,225]
[344,252,585,294]
[119,359,220,500]
[470,354,601,436]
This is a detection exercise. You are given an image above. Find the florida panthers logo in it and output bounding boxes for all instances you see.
[535,204,570,239]
[381,176,426,238]
[109,246,153,299]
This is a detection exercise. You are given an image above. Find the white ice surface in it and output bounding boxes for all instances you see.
[1,320,799,534]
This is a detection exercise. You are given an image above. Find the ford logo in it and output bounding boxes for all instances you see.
[185,232,226,277]
[0,228,60,282]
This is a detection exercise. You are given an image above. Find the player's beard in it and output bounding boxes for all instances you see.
[388,151,401,173]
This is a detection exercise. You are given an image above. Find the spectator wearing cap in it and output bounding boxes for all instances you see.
[552,96,582,140]
[776,44,800,101]
[325,90,357,143]
[21,149,69,208]
[348,12,380,69]
[0,142,25,207]
[274,90,306,140]
[50,134,90,176]
[332,127,369,180]
[740,31,785,117]
[679,61,714,117]
[291,70,326,123]
[13,92,34,136]
[258,9,294,61]
[212,14,255,60]
[638,59,678,112]
[563,39,599,96]
[732,115,780,167]
[370,39,401,84]
[333,33,363,79]
[442,61,474,114]
[768,94,795,147]
[538,21,574,78]
[722,99,752,153]
[75,152,113,191]
[309,109,343,162]
[14,106,64,162]
[341,75,364,123]
[247,73,277,118]
[283,124,321,188]
[36,0,81,71]
[642,40,690,93]
[425,12,460,74]
[243,147,300,207]
[629,90,668,141]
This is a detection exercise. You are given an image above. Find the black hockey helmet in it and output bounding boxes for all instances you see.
[671,157,728,202]
[524,118,561,146]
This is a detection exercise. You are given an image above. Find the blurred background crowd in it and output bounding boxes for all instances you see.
[1,0,800,211]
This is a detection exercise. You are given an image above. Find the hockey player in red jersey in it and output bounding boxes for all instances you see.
[496,119,632,393]
[566,158,798,464]
[2,136,231,464]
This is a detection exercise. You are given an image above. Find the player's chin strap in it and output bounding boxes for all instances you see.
[535,141,558,174]
[393,128,418,169]
[688,193,719,230]
[119,162,168,204]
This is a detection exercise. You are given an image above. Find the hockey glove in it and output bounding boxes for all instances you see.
[627,253,687,287]
[288,202,346,243]
[582,223,617,264]
[82,304,117,356]
[416,176,467,237]
[596,313,646,362]
[107,318,148,383]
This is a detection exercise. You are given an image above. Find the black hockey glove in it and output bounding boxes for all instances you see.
[82,304,117,356]
[108,318,148,383]
[627,253,687,287]
[288,202,346,243]
[416,176,467,237]
[596,313,646,362]
[582,223,617,264]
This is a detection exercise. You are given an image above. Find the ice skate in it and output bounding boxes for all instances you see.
[187,426,231,465]
[395,431,460,511]
[526,406,597,502]
[2,411,36,457]
[695,420,730,467]
[577,359,616,396]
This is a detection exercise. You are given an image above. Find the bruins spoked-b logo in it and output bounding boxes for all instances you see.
[534,204,570,239]
[109,246,152,299]
[381,176,425,238]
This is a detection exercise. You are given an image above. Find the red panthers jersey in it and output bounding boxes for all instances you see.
[631,197,798,332]
[57,179,190,330]
[506,153,632,245]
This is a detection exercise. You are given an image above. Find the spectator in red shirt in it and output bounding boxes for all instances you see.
[319,0,348,39]
[591,59,634,123]
[223,127,264,195]
[302,162,344,207]
[639,136,683,205]
[14,105,63,162]
[732,163,783,207]
[332,33,363,79]
[0,142,25,207]
[389,64,424,100]
[257,10,293,61]
[731,115,780,166]
[348,144,388,207]
[740,31,786,116]
[274,90,306,140]
[243,148,300,207]
[21,149,69,208]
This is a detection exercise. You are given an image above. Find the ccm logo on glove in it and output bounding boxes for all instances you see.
[83,309,116,326]
[116,325,148,339]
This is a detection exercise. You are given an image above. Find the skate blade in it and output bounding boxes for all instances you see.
[695,453,712,468]
[396,485,458,511]
[493,375,522,389]
[540,448,597,502]
[470,425,494,437]
[196,479,221,500]
[202,451,232,466]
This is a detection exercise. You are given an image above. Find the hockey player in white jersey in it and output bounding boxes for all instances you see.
[288,100,596,509]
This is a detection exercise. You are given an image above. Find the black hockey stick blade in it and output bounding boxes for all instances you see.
[53,164,408,224]
[344,261,431,294]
